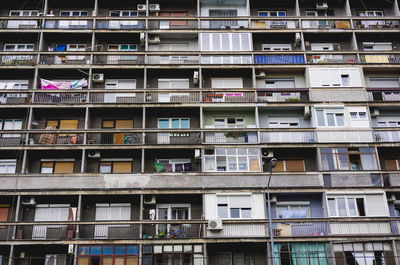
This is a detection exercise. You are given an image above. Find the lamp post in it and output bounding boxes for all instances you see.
[267,158,278,265]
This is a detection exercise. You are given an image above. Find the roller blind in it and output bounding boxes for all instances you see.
[274,161,285,171]
[366,194,388,216]
[102,120,114,128]
[285,160,305,171]
[54,162,74,173]
[46,120,59,128]
[59,120,78,129]
[385,160,398,170]
[113,161,132,173]
[230,196,251,208]
[0,207,9,222]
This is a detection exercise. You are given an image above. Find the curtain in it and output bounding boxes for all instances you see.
[274,243,328,265]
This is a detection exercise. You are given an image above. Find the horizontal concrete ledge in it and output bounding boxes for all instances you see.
[0,173,323,190]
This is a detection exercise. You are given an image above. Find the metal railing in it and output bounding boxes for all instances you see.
[87,132,143,145]
[203,91,255,103]
[40,54,91,65]
[257,88,309,102]
[147,55,199,64]
[353,18,400,29]
[252,19,298,29]
[145,132,201,145]
[360,54,400,64]
[366,88,400,101]
[148,19,198,30]
[93,55,145,65]
[0,92,32,104]
[0,55,36,65]
[260,131,315,143]
[306,54,358,64]
[145,92,200,103]
[33,92,87,104]
[204,131,259,144]
[96,19,146,29]
[44,20,93,29]
[301,19,352,29]
[200,19,249,29]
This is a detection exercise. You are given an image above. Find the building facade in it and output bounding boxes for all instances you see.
[1,0,400,265]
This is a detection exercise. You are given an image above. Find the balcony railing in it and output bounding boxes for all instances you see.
[306,54,358,64]
[33,92,87,104]
[93,54,145,65]
[373,130,400,143]
[366,87,400,101]
[29,133,85,145]
[89,91,144,103]
[316,130,374,143]
[0,92,32,104]
[147,55,199,64]
[1,19,40,29]
[44,20,93,29]
[252,19,298,29]
[145,91,200,103]
[145,131,201,145]
[96,19,146,29]
[40,54,91,65]
[254,54,305,64]
[257,88,309,102]
[148,19,198,30]
[87,132,143,145]
[203,91,255,103]
[259,131,315,143]
[204,131,259,144]
[301,19,351,29]
[0,55,36,65]
[360,54,400,64]
[200,19,249,29]
[353,18,400,29]
[0,218,398,241]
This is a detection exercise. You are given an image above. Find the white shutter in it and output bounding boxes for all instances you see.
[95,204,110,220]
[230,196,251,208]
[309,69,322,87]
[34,207,49,221]
[365,194,389,216]
[251,194,265,219]
[211,78,243,88]
[329,69,342,86]
[204,194,217,219]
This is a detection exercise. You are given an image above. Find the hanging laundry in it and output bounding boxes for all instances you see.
[70,78,88,89]
[40,79,71,89]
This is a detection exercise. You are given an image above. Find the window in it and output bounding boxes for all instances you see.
[158,79,189,89]
[349,111,367,119]
[156,204,190,221]
[107,44,137,62]
[156,159,192,172]
[320,148,378,171]
[158,118,189,129]
[44,254,66,265]
[94,204,131,239]
[311,43,340,51]
[308,68,362,88]
[0,159,16,174]
[258,11,286,17]
[204,148,260,172]
[268,117,299,128]
[369,77,400,88]
[33,204,70,239]
[213,118,244,128]
[46,119,78,129]
[357,10,384,16]
[262,44,292,51]
[9,10,39,16]
[273,159,305,172]
[217,195,252,219]
[40,161,75,174]
[60,11,89,17]
[315,109,345,127]
[0,119,23,138]
[99,161,133,173]
[3,43,34,51]
[200,33,251,51]
[209,9,238,29]
[276,202,310,218]
[265,78,295,89]
[333,242,394,265]
[109,10,138,17]
[363,42,392,51]
[273,243,328,265]
[327,196,365,217]
[142,244,203,265]
[105,79,136,103]
[78,245,139,265]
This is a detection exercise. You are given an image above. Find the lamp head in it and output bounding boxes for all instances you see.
[270,158,278,168]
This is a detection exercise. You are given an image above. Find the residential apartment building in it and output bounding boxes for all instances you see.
[1,0,400,265]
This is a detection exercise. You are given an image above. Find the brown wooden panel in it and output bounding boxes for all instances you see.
[115,120,133,128]
[0,207,9,222]
[385,159,398,170]
[113,162,132,173]
[273,160,284,172]
[54,162,74,173]
[285,159,305,172]
[126,257,138,265]
[249,158,260,171]
[114,133,125,144]
[46,120,59,128]
[77,257,89,265]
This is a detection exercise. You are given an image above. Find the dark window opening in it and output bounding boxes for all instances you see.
[356,198,366,216]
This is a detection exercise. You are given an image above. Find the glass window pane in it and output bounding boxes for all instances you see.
[361,154,377,170]
[171,119,180,128]
[241,208,251,218]
[338,154,349,170]
[181,119,189,128]
[232,34,240,50]
[241,34,250,50]
[230,208,240,218]
[218,204,228,218]
[103,246,113,255]
[115,246,125,255]
[337,198,347,216]
[327,113,335,126]
[221,34,230,50]
[158,119,170,128]
[201,34,210,51]
[321,154,336,170]
[336,114,344,126]
[347,198,357,216]
[328,199,337,216]
[90,247,101,255]
[316,110,325,126]
[212,34,221,51]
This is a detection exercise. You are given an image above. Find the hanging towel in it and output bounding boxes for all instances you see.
[40,79,71,90]
[71,78,88,89]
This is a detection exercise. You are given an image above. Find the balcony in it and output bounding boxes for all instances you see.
[367,87,400,101]
[203,91,255,103]
[89,91,144,103]
[145,131,201,145]
[256,88,309,103]
[0,91,32,104]
[33,91,87,104]
[145,91,200,103]
[147,55,199,64]
[148,18,198,30]
[87,132,143,145]
[200,19,249,29]
[40,54,91,65]
[272,221,327,237]
[93,54,145,65]
[329,221,392,236]
[301,19,351,30]
[306,54,358,64]
[316,130,374,143]
[259,131,315,143]
[29,133,85,145]
[353,18,400,30]
[373,129,400,143]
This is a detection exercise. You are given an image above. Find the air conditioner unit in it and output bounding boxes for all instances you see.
[149,4,160,11]
[68,245,74,254]
[316,2,328,10]
[371,108,380,117]
[137,4,147,12]
[208,219,223,230]
[255,70,266,78]
[193,71,199,85]
[271,195,277,202]
[21,197,36,206]
[144,195,156,204]
[88,151,100,158]
[304,106,312,120]
[92,73,104,83]
[261,150,274,158]
[148,35,160,44]
[194,148,201,159]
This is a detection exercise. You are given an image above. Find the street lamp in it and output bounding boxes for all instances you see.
[267,158,278,265]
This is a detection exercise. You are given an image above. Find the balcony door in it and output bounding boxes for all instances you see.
[158,79,189,103]
[32,204,69,239]
[105,79,136,103]
[94,203,131,239]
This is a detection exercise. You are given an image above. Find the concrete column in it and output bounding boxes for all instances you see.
[37,32,44,64]
[351,32,358,51]
[392,240,400,265]
[8,245,14,265]
[295,0,300,16]
[141,149,145,173]
[12,195,21,240]
[20,151,28,174]
[345,0,352,16]
[43,0,49,16]
[93,0,98,16]
[25,107,34,143]
[75,194,82,241]
[394,0,400,16]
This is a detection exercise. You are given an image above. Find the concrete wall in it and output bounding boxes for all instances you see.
[310,89,368,102]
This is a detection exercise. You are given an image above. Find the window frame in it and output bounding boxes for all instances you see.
[276,201,311,218]
[9,10,39,16]
[109,10,138,17]
[157,118,190,129]
[156,203,191,220]
[99,160,133,174]
[315,108,345,127]
[216,195,253,219]
[40,160,75,174]
[327,196,366,217]
[59,10,89,17]
[204,148,261,172]
[320,147,378,171]
[258,10,287,17]
[200,33,252,51]
[156,158,191,172]
[0,159,17,174]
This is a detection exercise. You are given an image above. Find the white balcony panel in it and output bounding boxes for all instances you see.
[330,222,391,235]
[207,223,266,237]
